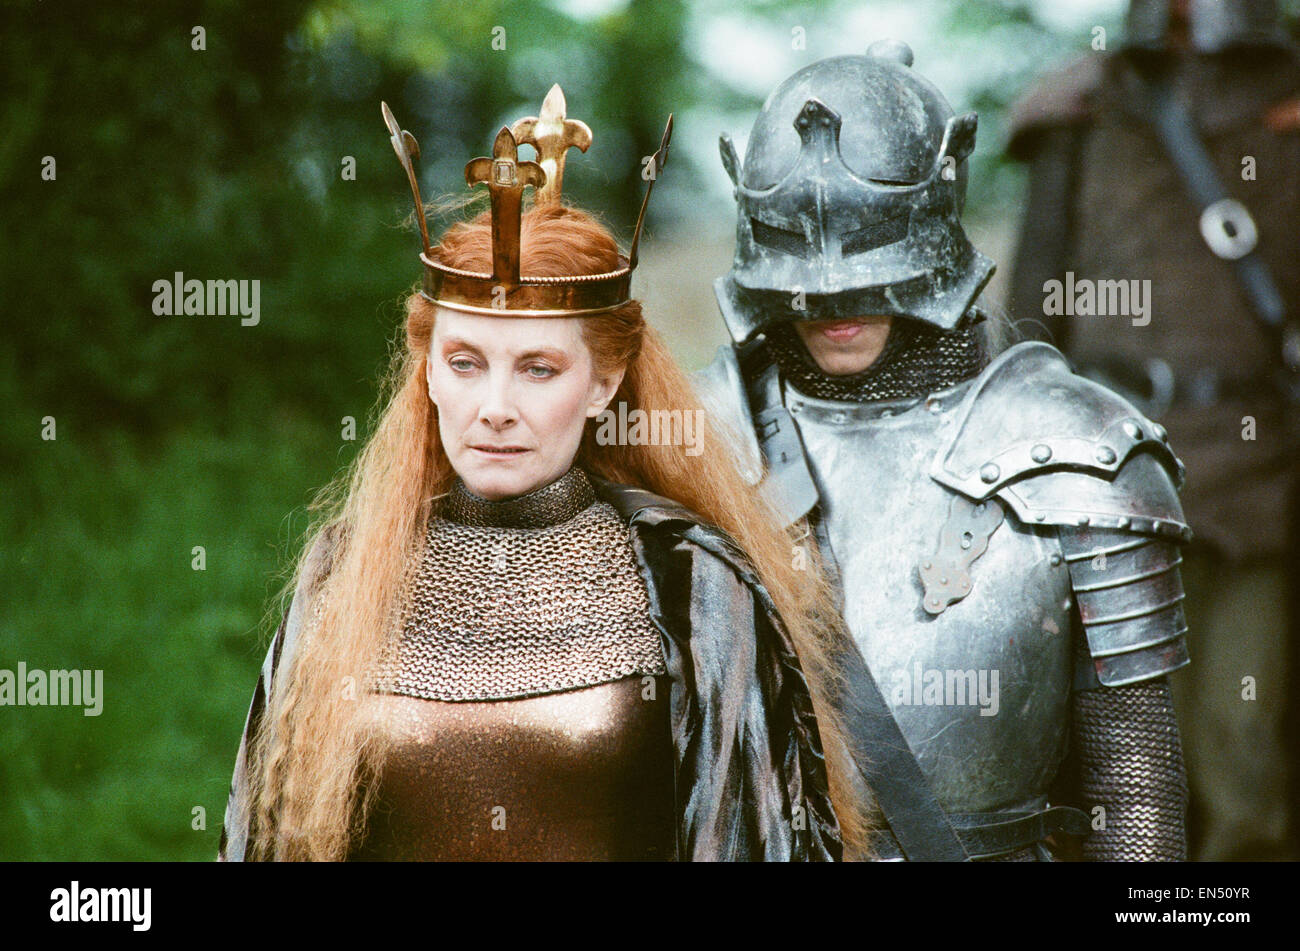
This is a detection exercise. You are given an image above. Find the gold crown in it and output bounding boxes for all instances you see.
[382,84,673,317]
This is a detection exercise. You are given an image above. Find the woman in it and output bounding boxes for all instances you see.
[218,94,860,861]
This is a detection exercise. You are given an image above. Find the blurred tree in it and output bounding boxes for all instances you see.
[0,0,694,441]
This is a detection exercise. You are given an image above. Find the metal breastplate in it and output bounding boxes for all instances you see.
[787,380,1075,814]
[352,467,675,860]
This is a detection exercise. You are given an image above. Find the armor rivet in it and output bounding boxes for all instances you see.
[832,411,847,424]
[1152,520,1162,532]
[1035,512,1046,521]
[1117,517,1130,529]
[979,463,1000,484]
[1153,423,1168,441]
[1049,553,1062,566]
[880,409,894,418]
[1095,445,1117,465]
[926,397,943,413]
[790,401,803,413]
[1077,515,1090,526]
[923,561,931,570]
[1122,419,1143,440]
[960,580,969,589]
[940,577,948,586]
[1031,444,1052,464]
[960,532,972,550]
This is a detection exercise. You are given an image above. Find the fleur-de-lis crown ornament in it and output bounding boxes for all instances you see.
[382,84,673,316]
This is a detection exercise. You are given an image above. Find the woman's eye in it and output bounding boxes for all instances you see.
[524,365,556,379]
[449,357,477,372]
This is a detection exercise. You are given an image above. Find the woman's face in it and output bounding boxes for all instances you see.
[426,308,622,500]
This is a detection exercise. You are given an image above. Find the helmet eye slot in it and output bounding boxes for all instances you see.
[841,214,909,257]
[751,217,810,259]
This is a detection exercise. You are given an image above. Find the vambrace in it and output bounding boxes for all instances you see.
[1057,526,1190,859]
[1060,527,1190,686]
[1073,678,1188,861]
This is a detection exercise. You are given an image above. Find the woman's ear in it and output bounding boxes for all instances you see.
[585,366,626,418]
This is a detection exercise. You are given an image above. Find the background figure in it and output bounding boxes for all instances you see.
[1008,0,1300,861]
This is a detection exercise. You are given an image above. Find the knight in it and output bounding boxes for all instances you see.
[695,40,1191,860]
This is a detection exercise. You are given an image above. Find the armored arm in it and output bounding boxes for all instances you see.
[1005,54,1104,350]
[930,343,1192,861]
[1069,676,1188,860]
[1058,523,1190,861]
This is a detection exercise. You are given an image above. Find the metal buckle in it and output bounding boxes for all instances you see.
[1199,197,1258,260]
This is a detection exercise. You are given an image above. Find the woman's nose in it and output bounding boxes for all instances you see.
[478,373,519,430]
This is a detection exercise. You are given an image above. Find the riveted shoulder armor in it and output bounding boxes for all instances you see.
[693,344,765,486]
[930,342,1192,687]
[930,342,1189,541]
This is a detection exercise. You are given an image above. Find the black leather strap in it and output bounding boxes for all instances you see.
[825,637,971,861]
[870,805,1092,861]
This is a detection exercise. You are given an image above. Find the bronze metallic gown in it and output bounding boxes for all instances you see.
[348,466,676,861]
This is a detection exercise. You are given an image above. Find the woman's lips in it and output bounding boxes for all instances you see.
[470,445,530,458]
[819,320,867,341]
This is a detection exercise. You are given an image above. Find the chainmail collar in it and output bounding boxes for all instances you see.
[378,488,666,702]
[441,465,596,529]
[764,314,988,403]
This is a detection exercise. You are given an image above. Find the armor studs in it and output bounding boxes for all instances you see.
[1031,444,1053,464]
[980,462,1000,483]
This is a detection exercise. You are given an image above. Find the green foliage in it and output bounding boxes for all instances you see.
[0,392,345,859]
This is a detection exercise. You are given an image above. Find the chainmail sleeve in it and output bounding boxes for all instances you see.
[1073,678,1188,861]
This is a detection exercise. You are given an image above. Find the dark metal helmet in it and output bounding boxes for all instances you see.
[1124,0,1289,53]
[715,39,995,344]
